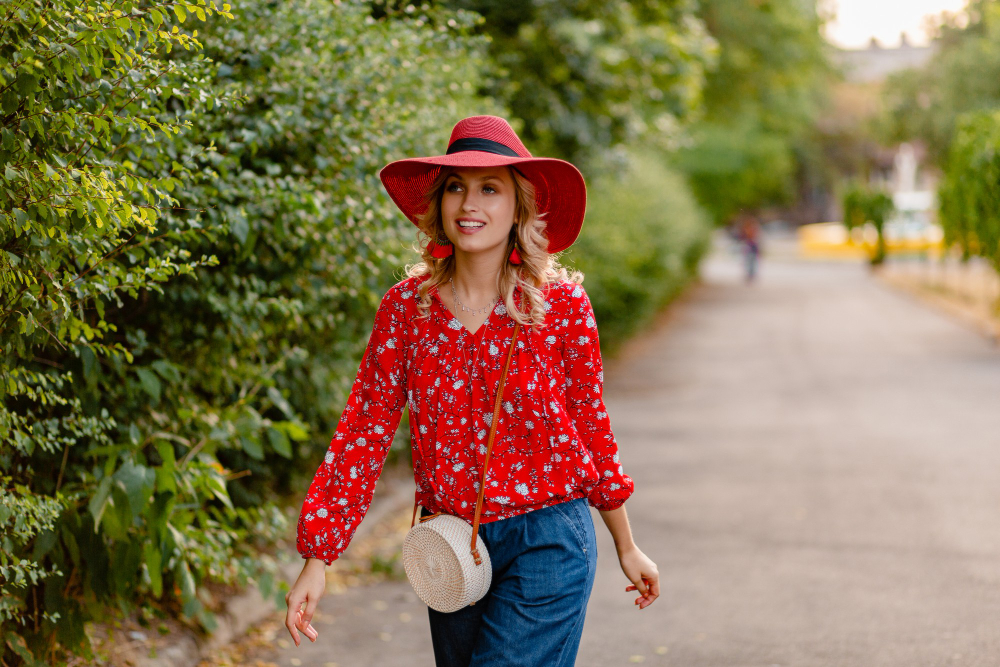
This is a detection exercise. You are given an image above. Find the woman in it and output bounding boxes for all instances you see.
[284,116,659,666]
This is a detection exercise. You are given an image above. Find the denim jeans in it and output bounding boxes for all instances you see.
[422,497,599,667]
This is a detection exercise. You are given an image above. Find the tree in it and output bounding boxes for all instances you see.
[880,0,1000,166]
[879,1,1000,287]
[841,181,895,266]
[938,110,1000,272]
[426,0,718,166]
[670,0,835,225]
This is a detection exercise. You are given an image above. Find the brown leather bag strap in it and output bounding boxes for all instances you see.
[469,321,520,565]
[409,321,521,567]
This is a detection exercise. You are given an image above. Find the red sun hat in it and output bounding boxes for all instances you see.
[379,115,587,254]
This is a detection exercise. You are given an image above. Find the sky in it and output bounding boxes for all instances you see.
[820,0,970,49]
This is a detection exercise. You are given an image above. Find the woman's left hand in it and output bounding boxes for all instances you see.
[617,545,660,609]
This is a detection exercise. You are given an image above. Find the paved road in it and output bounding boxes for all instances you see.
[261,236,1000,666]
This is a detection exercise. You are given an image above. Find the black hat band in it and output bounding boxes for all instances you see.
[446,137,521,158]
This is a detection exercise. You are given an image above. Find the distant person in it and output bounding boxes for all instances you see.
[283,115,659,666]
[737,214,762,283]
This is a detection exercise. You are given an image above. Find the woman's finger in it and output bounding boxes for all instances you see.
[285,608,301,646]
[296,609,319,642]
[640,584,659,607]
[286,589,309,645]
[297,610,319,641]
[301,591,320,630]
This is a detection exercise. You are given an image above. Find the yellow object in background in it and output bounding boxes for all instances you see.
[797,220,944,260]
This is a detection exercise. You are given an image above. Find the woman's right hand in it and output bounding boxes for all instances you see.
[284,557,327,646]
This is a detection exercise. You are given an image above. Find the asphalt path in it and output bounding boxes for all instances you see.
[262,237,1000,666]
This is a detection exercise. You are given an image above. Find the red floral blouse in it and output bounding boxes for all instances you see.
[297,274,634,564]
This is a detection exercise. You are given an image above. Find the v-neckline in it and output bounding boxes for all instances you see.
[431,285,494,338]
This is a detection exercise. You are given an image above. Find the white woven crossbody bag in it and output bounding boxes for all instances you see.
[401,321,521,613]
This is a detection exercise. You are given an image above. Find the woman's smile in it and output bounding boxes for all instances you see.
[456,217,487,233]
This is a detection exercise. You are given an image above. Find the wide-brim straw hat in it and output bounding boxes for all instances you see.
[379,115,586,254]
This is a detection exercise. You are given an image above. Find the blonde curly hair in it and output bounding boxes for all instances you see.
[404,166,583,332]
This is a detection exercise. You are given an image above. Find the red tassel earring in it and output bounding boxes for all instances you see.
[508,243,522,264]
[428,235,453,258]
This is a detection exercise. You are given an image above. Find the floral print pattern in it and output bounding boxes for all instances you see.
[297,274,634,564]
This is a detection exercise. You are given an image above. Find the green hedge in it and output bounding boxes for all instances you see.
[1,1,712,664]
[2,3,240,660]
[0,1,495,663]
[564,149,712,352]
[938,110,1000,272]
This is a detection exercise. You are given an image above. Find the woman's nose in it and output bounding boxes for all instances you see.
[461,194,480,211]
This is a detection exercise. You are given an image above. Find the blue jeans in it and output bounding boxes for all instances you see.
[744,242,759,282]
[422,497,599,667]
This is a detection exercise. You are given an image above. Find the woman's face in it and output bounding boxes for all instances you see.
[440,166,517,259]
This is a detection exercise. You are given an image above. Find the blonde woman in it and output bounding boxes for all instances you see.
[285,115,659,666]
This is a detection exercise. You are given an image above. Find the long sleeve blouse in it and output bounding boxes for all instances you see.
[297,273,634,564]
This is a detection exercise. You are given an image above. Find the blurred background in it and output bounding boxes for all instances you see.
[3,0,1000,665]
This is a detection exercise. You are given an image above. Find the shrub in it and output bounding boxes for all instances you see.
[563,148,713,352]
[938,110,1000,272]
[1,2,244,661]
[0,0,495,663]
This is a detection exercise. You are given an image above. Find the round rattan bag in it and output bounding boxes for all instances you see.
[401,514,492,612]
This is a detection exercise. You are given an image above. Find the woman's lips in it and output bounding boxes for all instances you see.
[456,220,486,234]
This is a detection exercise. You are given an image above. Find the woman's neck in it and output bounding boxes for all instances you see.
[451,248,505,303]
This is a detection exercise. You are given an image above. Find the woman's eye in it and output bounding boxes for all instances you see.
[446,182,462,192]
[483,185,497,194]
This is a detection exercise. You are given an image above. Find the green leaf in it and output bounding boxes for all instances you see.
[30,529,58,560]
[88,476,114,533]
[136,368,161,403]
[14,74,38,97]
[206,475,233,510]
[235,406,262,437]
[2,632,37,665]
[101,486,132,540]
[239,436,263,460]
[114,461,157,519]
[151,359,181,383]
[285,422,309,441]
[230,215,248,244]
[155,443,177,494]
[144,541,163,598]
[266,386,295,420]
[176,559,196,602]
[258,570,274,600]
[80,346,98,385]
[267,427,291,458]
